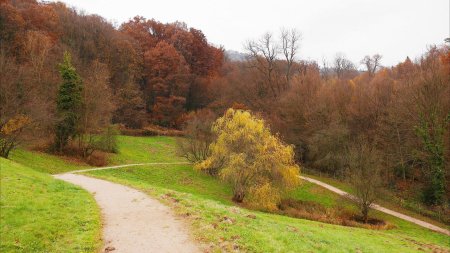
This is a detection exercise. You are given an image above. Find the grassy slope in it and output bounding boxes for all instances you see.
[9,149,89,174]
[6,136,448,252]
[87,166,450,252]
[6,134,177,175]
[82,135,450,252]
[0,158,101,252]
[108,135,186,164]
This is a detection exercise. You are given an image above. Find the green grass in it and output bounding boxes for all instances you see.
[8,135,184,174]
[108,135,186,164]
[5,135,449,252]
[86,165,450,252]
[288,181,339,208]
[0,158,101,252]
[9,149,89,174]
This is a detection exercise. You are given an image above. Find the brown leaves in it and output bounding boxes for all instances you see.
[0,115,31,136]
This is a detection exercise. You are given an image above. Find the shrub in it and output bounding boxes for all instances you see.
[196,108,300,210]
[118,124,183,137]
[86,151,108,167]
[95,125,119,153]
[0,114,31,158]
[177,109,216,167]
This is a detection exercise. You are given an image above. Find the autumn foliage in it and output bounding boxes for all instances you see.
[0,114,30,158]
[196,109,300,210]
[1,0,449,220]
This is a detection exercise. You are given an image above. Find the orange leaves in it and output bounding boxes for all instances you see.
[144,41,189,79]
[121,16,223,79]
[0,115,31,136]
[440,49,450,76]
[151,96,187,128]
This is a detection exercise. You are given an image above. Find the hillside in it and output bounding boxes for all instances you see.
[3,136,448,252]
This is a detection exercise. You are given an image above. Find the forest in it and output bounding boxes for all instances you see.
[1,0,449,224]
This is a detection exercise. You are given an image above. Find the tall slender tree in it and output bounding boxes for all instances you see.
[54,52,83,152]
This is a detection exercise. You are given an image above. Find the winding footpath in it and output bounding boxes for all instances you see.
[54,162,198,253]
[300,176,450,236]
[55,163,448,253]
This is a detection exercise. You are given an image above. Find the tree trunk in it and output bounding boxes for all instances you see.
[362,206,369,223]
[232,189,245,203]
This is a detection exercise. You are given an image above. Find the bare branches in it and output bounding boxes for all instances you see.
[361,54,382,77]
[333,53,355,79]
[244,28,301,98]
[245,32,279,97]
[281,28,301,87]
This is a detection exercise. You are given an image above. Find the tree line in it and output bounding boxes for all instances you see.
[0,0,223,162]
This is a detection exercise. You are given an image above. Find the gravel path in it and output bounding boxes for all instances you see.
[54,172,200,253]
[300,176,450,236]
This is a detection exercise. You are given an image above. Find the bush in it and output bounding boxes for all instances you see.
[278,199,393,230]
[177,109,216,167]
[196,108,300,210]
[86,151,108,167]
[0,114,31,158]
[95,125,119,153]
[118,124,183,136]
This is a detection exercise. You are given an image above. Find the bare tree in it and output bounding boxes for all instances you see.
[360,54,382,77]
[177,109,216,173]
[281,28,301,88]
[245,32,279,97]
[346,139,382,223]
[24,31,53,83]
[333,53,356,79]
[320,57,333,80]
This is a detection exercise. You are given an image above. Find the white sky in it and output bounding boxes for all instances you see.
[51,0,449,67]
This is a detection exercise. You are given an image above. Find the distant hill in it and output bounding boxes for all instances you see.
[225,50,247,62]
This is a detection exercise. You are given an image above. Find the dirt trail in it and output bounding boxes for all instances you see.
[300,176,450,236]
[54,173,200,253]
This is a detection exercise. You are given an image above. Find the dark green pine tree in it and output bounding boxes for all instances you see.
[54,52,83,152]
[415,112,449,206]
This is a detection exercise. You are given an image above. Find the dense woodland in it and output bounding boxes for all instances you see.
[1,0,449,220]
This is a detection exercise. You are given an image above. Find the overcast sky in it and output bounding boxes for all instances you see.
[52,0,449,67]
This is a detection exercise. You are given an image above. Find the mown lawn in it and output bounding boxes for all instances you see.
[0,158,101,252]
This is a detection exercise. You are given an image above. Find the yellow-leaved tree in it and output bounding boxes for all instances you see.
[196,108,300,210]
[0,114,31,158]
